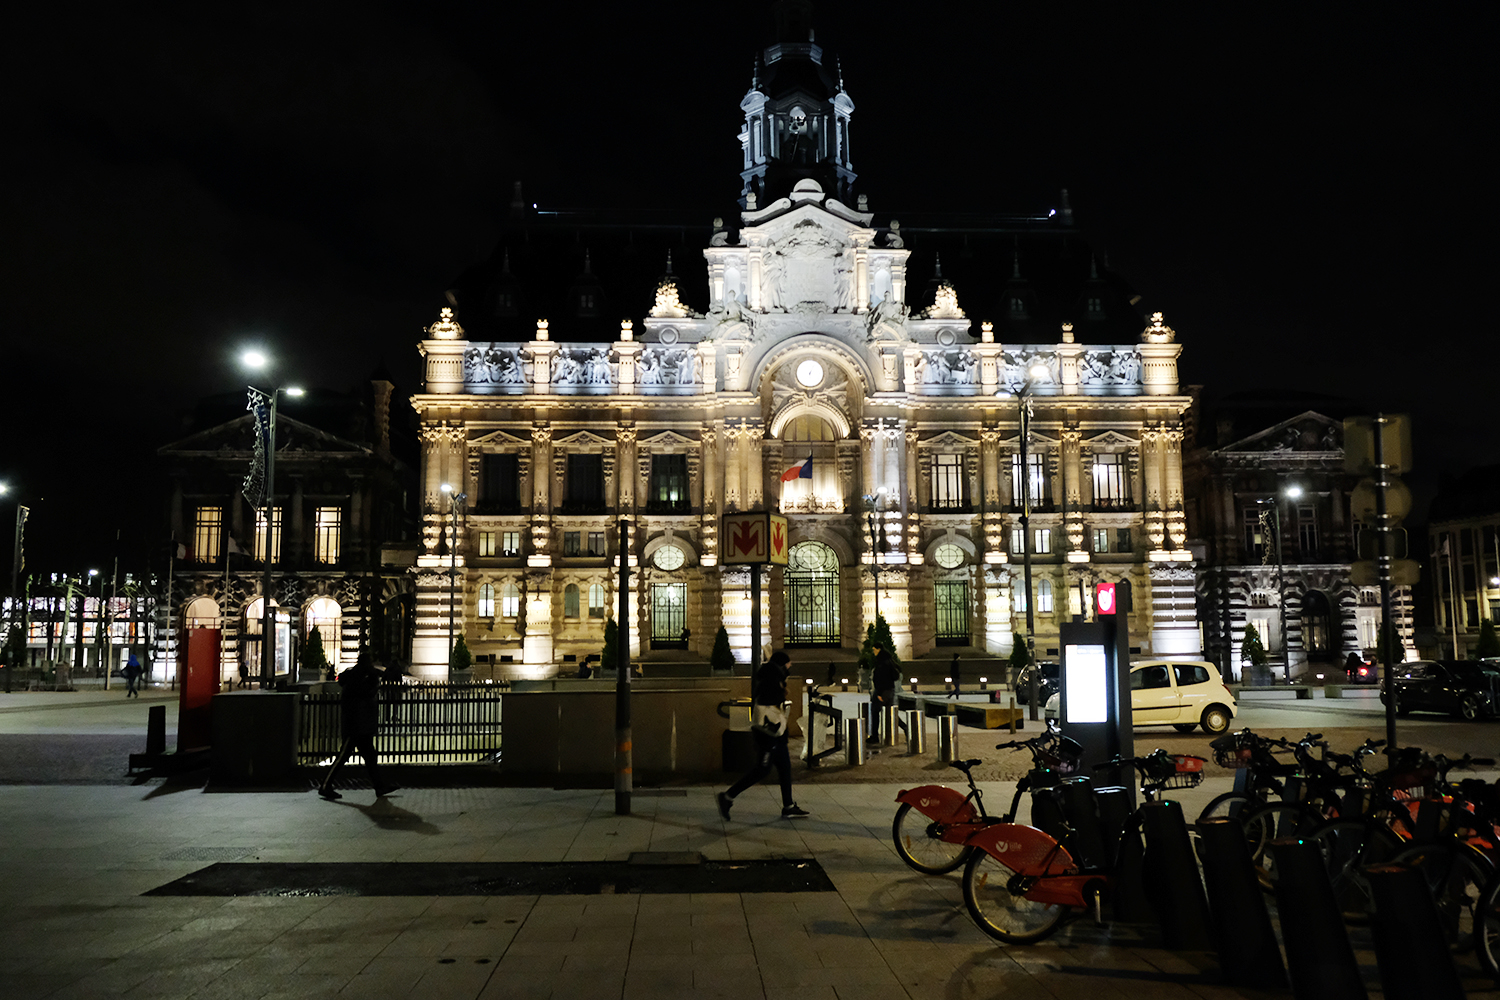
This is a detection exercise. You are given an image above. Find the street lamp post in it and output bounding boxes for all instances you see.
[243,352,303,688]
[1000,363,1051,719]
[862,489,887,620]
[1261,484,1302,682]
[441,483,467,682]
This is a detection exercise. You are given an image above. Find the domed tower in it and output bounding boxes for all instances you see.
[738,0,856,208]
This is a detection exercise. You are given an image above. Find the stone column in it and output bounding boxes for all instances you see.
[724,423,742,511]
[530,424,553,567]
[1061,427,1086,560]
[861,424,878,496]
[747,424,765,508]
[904,427,919,512]
[1163,427,1187,554]
[617,425,636,512]
[1142,426,1166,555]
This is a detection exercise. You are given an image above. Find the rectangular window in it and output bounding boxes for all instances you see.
[564,584,580,619]
[193,507,222,563]
[563,531,581,556]
[1244,509,1264,560]
[931,454,965,508]
[476,584,495,618]
[1116,528,1132,553]
[565,453,605,509]
[1297,505,1317,557]
[479,531,496,557]
[588,584,606,619]
[314,507,341,564]
[501,531,521,557]
[1034,528,1051,554]
[1092,454,1127,506]
[253,507,282,563]
[1011,453,1047,505]
[1037,579,1053,613]
[588,531,606,557]
[502,584,520,618]
[650,454,689,511]
[480,454,520,511]
[1010,527,1025,554]
[1092,527,1110,553]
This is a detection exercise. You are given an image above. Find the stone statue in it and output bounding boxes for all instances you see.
[762,251,785,311]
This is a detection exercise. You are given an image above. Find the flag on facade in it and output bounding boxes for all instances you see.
[227,536,247,557]
[780,455,813,482]
[174,540,187,560]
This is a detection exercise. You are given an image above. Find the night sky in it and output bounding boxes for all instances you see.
[1,2,1492,574]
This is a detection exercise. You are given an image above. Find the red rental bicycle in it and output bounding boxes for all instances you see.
[960,749,1204,943]
[891,730,1083,875]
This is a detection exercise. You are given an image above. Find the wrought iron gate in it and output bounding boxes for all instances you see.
[934,581,970,646]
[650,583,686,647]
[785,541,841,646]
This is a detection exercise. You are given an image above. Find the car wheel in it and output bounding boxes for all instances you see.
[1395,694,1411,717]
[1200,704,1232,735]
[1458,696,1482,722]
[1173,723,1198,733]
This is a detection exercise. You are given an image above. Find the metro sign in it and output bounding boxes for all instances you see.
[722,511,789,565]
[1096,581,1117,615]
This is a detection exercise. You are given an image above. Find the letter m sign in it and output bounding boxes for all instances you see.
[723,512,770,564]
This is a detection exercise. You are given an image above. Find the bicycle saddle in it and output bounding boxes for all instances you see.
[948,758,983,771]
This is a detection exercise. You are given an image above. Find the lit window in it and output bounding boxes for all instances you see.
[1092,454,1127,505]
[1011,453,1047,505]
[654,545,685,571]
[477,583,495,618]
[588,531,606,557]
[304,597,342,670]
[193,507,222,563]
[1034,528,1051,554]
[589,584,606,619]
[1013,587,1028,613]
[1092,528,1109,553]
[501,531,521,556]
[931,454,965,508]
[651,454,689,509]
[479,531,496,557]
[502,584,520,618]
[254,507,282,563]
[564,584,580,619]
[933,543,964,569]
[1298,505,1318,556]
[1038,579,1053,613]
[314,507,341,564]
[1010,527,1025,554]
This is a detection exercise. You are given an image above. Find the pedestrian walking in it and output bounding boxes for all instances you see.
[717,650,808,820]
[947,653,962,699]
[871,646,901,743]
[319,651,399,801]
[236,662,250,689]
[122,653,143,698]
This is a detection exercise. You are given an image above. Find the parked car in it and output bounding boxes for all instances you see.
[1014,661,1060,705]
[1381,660,1500,720]
[1045,659,1237,734]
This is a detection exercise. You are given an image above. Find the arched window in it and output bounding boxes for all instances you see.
[502,584,520,619]
[184,596,220,629]
[1037,579,1053,614]
[564,583,580,619]
[784,540,840,646]
[477,583,495,618]
[305,597,342,670]
[1012,587,1028,613]
[588,583,606,619]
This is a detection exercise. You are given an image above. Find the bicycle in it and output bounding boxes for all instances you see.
[891,729,1083,875]
[959,748,1204,944]
[1197,729,1302,822]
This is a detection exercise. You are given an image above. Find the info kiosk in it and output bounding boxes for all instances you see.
[1058,581,1136,803]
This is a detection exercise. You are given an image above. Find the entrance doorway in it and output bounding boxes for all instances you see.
[784,541,840,646]
[650,583,687,648]
[935,581,970,645]
[1301,590,1334,659]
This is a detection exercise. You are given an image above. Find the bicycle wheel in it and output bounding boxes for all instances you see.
[1240,802,1324,888]
[1198,787,1272,823]
[1390,842,1492,952]
[1310,819,1404,923]
[892,803,973,875]
[1475,867,1500,980]
[962,851,1070,944]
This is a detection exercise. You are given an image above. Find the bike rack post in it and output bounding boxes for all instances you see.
[904,710,924,754]
[937,716,958,762]
[1270,839,1368,1000]
[1365,863,1464,1000]
[844,716,867,765]
[1194,817,1287,989]
[1139,800,1214,950]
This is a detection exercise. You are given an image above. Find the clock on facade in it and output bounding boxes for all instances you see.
[796,359,824,387]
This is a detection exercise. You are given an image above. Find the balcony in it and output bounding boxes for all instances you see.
[644,499,692,515]
[473,499,523,516]
[557,499,608,515]
[1090,498,1135,512]
[927,499,974,515]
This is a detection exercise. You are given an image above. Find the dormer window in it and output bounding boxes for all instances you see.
[1009,297,1025,316]
[1087,297,1104,318]
[577,291,598,317]
[495,292,516,318]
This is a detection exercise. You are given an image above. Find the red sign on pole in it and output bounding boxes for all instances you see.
[722,512,789,565]
[1096,582,1117,616]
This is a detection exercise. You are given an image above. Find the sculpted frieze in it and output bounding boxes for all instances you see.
[463,344,529,386]
[1077,349,1142,387]
[914,349,981,387]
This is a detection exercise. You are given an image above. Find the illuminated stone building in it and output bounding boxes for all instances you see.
[1426,464,1500,659]
[1186,395,1414,680]
[407,9,1201,680]
[157,381,418,682]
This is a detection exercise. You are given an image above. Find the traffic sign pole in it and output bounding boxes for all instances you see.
[1374,415,1398,750]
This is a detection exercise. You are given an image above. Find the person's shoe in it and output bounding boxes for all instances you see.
[716,792,733,821]
[375,784,401,797]
[318,787,341,801]
[781,803,809,818]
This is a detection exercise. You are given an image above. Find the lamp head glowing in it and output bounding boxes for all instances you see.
[440,483,453,494]
[242,350,268,369]
[89,569,98,577]
[1285,485,1303,499]
[284,387,305,397]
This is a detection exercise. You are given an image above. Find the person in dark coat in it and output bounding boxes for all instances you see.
[122,653,144,698]
[717,650,808,820]
[319,652,398,801]
[947,653,962,698]
[871,647,900,742]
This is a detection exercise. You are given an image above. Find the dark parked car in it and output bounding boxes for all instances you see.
[1014,661,1060,705]
[1381,660,1500,720]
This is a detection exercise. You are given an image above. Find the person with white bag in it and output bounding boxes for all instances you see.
[717,650,809,820]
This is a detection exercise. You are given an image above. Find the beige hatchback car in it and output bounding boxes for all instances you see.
[1045,659,1237,734]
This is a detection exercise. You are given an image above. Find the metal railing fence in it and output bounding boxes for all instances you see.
[299,681,507,764]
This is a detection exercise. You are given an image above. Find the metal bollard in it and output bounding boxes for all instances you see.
[938,716,958,762]
[146,704,167,755]
[845,717,867,765]
[904,710,925,754]
[1139,800,1214,950]
[880,706,899,747]
[1366,863,1465,1000]
[1270,839,1368,1000]
[1195,817,1287,989]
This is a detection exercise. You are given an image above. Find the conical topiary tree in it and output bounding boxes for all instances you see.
[710,624,735,673]
[303,625,331,680]
[1242,622,1268,682]
[1477,619,1500,660]
[1008,632,1032,687]
[857,615,899,692]
[450,633,473,674]
[600,617,619,673]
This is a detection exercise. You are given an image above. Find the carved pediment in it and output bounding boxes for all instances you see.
[468,429,531,448]
[160,414,368,457]
[553,430,615,450]
[639,430,698,450]
[1218,411,1343,455]
[920,431,980,451]
[1085,430,1139,448]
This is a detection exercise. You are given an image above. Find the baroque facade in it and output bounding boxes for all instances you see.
[1186,398,1414,680]
[1427,464,1500,658]
[407,15,1201,680]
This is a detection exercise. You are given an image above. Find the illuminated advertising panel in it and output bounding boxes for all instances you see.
[1064,643,1108,724]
